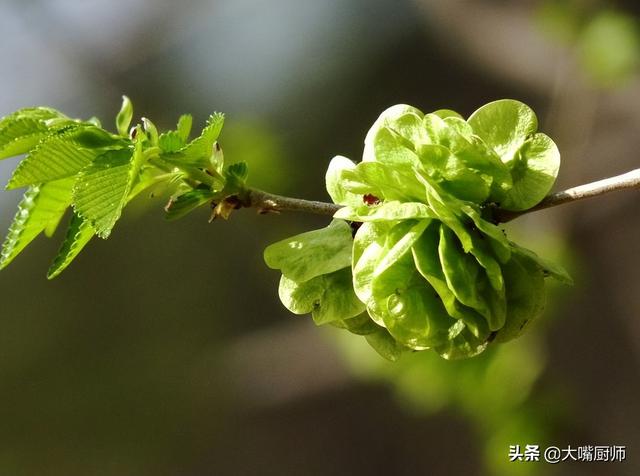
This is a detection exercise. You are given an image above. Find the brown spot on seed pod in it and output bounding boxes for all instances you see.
[363,193,380,206]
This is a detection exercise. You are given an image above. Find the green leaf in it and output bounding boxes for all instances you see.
[210,142,224,176]
[278,268,365,325]
[423,114,475,145]
[176,114,193,142]
[72,138,145,238]
[461,205,511,263]
[87,117,102,128]
[419,114,513,203]
[366,126,420,167]
[6,128,103,189]
[162,113,224,167]
[70,126,127,149]
[421,183,473,252]
[438,226,506,331]
[126,168,167,201]
[363,104,425,162]
[0,107,64,128]
[158,131,185,153]
[493,253,546,343]
[341,161,427,202]
[47,213,95,279]
[165,188,215,221]
[0,119,51,160]
[423,184,507,289]
[0,108,68,159]
[225,161,249,187]
[467,99,560,210]
[385,111,430,149]
[467,99,538,164]
[422,113,454,147]
[116,95,133,136]
[374,219,430,276]
[332,313,380,336]
[264,219,353,282]
[352,221,394,325]
[462,137,513,202]
[0,178,74,269]
[432,109,463,120]
[325,155,362,207]
[412,222,463,314]
[510,243,573,285]
[334,201,435,222]
[466,228,504,292]
[499,133,561,211]
[412,223,489,339]
[365,327,408,361]
[354,219,453,350]
[443,116,474,140]
[416,143,492,203]
[431,204,508,293]
[337,167,382,197]
[438,226,484,312]
[142,118,159,146]
[44,205,68,238]
[278,274,317,314]
[371,250,452,350]
[433,320,490,360]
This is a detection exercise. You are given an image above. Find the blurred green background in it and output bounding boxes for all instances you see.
[0,1,639,475]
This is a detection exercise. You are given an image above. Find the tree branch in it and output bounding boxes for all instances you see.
[243,167,640,223]
[244,189,341,216]
[493,167,640,223]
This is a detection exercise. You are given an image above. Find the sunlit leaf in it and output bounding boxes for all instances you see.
[115,95,133,137]
[438,226,506,331]
[165,188,215,221]
[142,118,159,146]
[332,313,380,336]
[372,251,452,349]
[325,155,362,207]
[162,113,224,167]
[72,138,144,238]
[47,213,95,279]
[0,178,74,269]
[334,201,435,222]
[412,223,489,339]
[176,114,193,142]
[6,127,105,189]
[158,131,184,153]
[264,219,353,282]
[468,99,538,165]
[499,133,560,211]
[365,327,408,361]
[363,104,425,162]
[278,268,365,325]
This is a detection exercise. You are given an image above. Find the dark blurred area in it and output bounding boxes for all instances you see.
[0,1,639,475]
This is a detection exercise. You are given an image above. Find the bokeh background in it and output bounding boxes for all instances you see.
[0,1,639,475]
